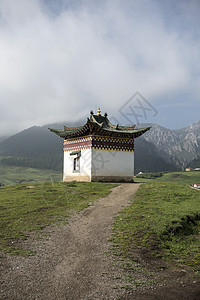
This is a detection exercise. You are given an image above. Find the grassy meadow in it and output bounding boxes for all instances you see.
[135,171,200,185]
[0,182,115,255]
[0,163,62,186]
[112,181,200,273]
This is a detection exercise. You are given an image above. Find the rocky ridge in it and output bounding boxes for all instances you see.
[141,121,200,169]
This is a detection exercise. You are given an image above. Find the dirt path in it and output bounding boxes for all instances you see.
[1,183,140,300]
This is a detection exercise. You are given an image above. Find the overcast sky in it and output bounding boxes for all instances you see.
[0,0,200,136]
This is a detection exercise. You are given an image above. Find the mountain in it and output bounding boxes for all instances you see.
[0,120,85,172]
[134,137,177,174]
[188,152,200,168]
[1,120,199,174]
[0,125,62,155]
[0,136,9,143]
[0,125,63,171]
[0,122,177,174]
[141,121,200,169]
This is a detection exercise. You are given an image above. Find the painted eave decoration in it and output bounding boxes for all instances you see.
[49,108,151,139]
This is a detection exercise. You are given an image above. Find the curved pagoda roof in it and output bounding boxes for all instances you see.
[49,109,151,139]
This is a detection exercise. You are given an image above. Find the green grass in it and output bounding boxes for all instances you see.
[112,182,200,269]
[0,181,115,256]
[0,163,62,186]
[157,171,200,185]
[134,177,155,183]
[135,171,200,185]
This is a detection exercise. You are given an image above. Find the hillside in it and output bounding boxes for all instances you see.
[0,125,63,155]
[0,136,8,143]
[134,137,177,174]
[142,121,200,169]
[0,125,63,171]
[188,152,200,169]
[0,161,62,186]
[0,124,178,174]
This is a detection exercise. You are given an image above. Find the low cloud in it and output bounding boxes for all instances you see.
[0,0,199,135]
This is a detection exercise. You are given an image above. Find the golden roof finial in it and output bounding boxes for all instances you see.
[97,107,101,116]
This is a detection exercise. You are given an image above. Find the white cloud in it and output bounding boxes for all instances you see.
[0,0,199,135]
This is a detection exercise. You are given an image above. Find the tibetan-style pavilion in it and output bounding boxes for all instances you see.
[49,108,150,182]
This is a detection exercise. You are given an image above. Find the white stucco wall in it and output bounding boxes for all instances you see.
[63,148,134,182]
[63,149,92,181]
[91,150,134,178]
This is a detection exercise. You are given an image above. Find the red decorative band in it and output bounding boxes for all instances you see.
[64,136,134,152]
[64,139,92,151]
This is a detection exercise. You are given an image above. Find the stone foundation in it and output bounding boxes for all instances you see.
[63,175,91,182]
[91,176,134,182]
[63,175,134,183]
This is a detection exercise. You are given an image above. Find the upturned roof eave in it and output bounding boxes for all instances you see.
[49,123,151,139]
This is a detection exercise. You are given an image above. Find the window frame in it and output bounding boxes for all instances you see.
[70,151,81,173]
[73,156,80,173]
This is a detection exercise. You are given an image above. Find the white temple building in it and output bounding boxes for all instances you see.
[49,108,150,182]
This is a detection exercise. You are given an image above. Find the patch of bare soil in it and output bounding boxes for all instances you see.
[1,183,200,299]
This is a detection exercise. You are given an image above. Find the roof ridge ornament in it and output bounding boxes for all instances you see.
[97,107,101,116]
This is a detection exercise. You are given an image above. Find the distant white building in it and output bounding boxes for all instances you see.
[192,184,200,189]
[185,167,193,172]
[50,108,150,182]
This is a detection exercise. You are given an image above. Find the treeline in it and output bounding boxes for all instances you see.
[1,154,63,172]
